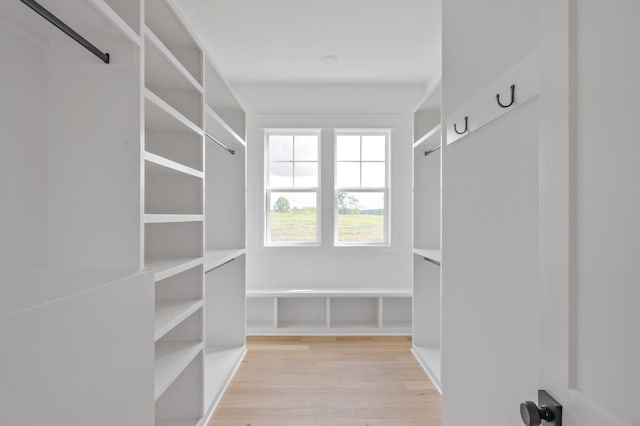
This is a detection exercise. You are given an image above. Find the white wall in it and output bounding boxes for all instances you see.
[234,83,424,290]
[0,19,48,267]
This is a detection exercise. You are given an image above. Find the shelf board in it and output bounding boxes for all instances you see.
[144,26,203,94]
[2,0,140,47]
[145,151,204,179]
[205,105,246,148]
[144,214,203,224]
[204,249,246,273]
[278,321,327,329]
[246,321,276,329]
[383,321,412,329]
[247,288,412,298]
[412,345,442,394]
[154,300,203,342]
[330,321,379,329]
[413,123,442,149]
[146,257,204,282]
[203,346,247,425]
[413,248,442,265]
[154,341,203,401]
[145,88,203,136]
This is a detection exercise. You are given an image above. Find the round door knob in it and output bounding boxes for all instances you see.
[520,401,554,426]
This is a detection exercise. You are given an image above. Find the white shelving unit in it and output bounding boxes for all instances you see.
[412,80,443,393]
[144,2,205,422]
[247,290,412,336]
[3,1,246,424]
[142,1,247,425]
[200,51,248,423]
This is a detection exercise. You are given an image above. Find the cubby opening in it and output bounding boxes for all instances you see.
[145,166,203,215]
[145,222,203,265]
[145,0,202,84]
[330,298,378,329]
[247,298,276,329]
[382,298,412,329]
[278,298,327,329]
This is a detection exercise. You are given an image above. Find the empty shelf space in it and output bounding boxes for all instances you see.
[145,26,203,94]
[146,257,203,282]
[204,249,246,272]
[205,105,246,147]
[203,346,246,415]
[412,345,441,393]
[413,248,442,265]
[154,341,203,401]
[413,123,442,149]
[155,300,203,342]
[145,89,203,136]
[145,152,203,179]
[144,214,203,224]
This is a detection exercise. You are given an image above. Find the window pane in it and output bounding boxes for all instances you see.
[295,135,318,161]
[361,162,386,187]
[269,135,293,161]
[269,162,293,187]
[269,191,318,243]
[361,135,386,161]
[294,162,318,187]
[337,192,385,243]
[336,135,360,161]
[337,162,360,187]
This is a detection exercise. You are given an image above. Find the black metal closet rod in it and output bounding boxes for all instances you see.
[423,256,441,266]
[424,145,441,157]
[205,131,235,155]
[19,0,110,64]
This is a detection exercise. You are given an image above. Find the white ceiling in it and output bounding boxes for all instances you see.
[175,0,441,85]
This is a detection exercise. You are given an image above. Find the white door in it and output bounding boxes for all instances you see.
[441,1,640,425]
[538,1,640,425]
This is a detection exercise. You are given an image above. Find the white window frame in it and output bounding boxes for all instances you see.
[334,129,390,247]
[264,129,322,247]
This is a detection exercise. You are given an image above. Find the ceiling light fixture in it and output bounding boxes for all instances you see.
[321,54,338,64]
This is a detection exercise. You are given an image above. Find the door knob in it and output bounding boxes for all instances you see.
[520,401,553,425]
[520,390,562,426]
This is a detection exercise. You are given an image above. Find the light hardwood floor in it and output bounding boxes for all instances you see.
[209,337,441,426]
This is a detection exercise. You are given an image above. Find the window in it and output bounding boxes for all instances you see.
[265,130,320,245]
[335,130,389,245]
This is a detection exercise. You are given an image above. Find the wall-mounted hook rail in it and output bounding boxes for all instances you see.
[205,131,235,155]
[425,145,441,157]
[19,0,110,64]
[496,84,516,108]
[454,116,469,135]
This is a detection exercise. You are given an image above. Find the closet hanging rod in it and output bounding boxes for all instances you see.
[19,0,111,64]
[205,131,235,155]
[208,258,235,272]
[424,256,441,266]
[424,145,441,157]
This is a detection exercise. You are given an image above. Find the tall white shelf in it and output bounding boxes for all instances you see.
[412,81,443,393]
[142,1,247,425]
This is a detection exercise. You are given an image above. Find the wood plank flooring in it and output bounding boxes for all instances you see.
[209,337,441,426]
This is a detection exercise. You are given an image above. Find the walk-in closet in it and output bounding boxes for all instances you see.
[2,1,639,426]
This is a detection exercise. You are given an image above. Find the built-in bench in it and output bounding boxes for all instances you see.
[246,288,412,336]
